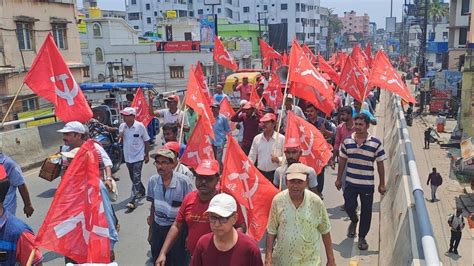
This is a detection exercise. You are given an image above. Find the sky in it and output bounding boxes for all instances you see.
[79,0,405,29]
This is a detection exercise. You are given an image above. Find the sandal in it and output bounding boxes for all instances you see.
[126,202,136,210]
[358,238,369,250]
[347,221,357,238]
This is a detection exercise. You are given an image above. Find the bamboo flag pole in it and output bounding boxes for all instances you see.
[26,248,36,266]
[178,106,188,145]
[1,83,25,126]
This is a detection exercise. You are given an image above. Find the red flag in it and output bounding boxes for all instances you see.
[194,62,212,105]
[281,50,288,65]
[214,36,238,71]
[219,97,236,131]
[285,112,332,174]
[263,73,283,111]
[318,54,340,85]
[368,51,416,103]
[181,116,215,169]
[35,140,110,263]
[271,59,280,72]
[221,135,278,241]
[259,39,282,67]
[184,67,215,125]
[131,88,154,127]
[328,53,337,65]
[302,44,317,64]
[351,44,369,75]
[335,52,348,70]
[23,33,92,123]
[338,56,369,103]
[365,43,373,67]
[249,89,264,110]
[288,39,334,115]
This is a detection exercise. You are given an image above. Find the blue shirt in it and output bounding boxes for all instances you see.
[211,114,231,147]
[146,171,193,226]
[179,143,186,158]
[99,181,119,249]
[339,134,387,190]
[213,93,228,104]
[0,153,25,215]
[352,107,377,123]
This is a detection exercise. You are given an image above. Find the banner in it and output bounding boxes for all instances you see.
[200,15,216,49]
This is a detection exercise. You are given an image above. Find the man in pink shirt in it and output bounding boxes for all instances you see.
[235,76,254,101]
[334,106,355,157]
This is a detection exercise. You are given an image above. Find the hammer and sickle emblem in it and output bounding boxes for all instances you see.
[227,172,259,209]
[51,73,79,106]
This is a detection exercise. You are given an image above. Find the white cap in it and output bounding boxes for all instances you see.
[57,121,86,134]
[205,193,237,217]
[239,99,248,107]
[120,107,136,116]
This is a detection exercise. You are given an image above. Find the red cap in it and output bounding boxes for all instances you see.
[260,113,276,122]
[195,159,220,176]
[165,95,179,102]
[284,137,301,150]
[164,141,180,154]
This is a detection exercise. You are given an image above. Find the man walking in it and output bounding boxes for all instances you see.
[248,113,285,182]
[235,76,253,101]
[119,107,151,210]
[427,168,442,202]
[424,127,432,149]
[210,103,231,164]
[147,149,193,264]
[231,103,261,155]
[191,193,262,266]
[335,113,387,251]
[447,207,465,255]
[266,163,335,266]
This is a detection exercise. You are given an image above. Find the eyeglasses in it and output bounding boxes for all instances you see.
[208,213,234,224]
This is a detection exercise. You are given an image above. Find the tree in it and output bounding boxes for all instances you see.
[327,8,343,53]
[428,0,449,38]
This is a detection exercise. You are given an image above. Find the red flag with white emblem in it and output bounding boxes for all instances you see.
[351,44,369,75]
[184,67,215,125]
[318,54,341,86]
[219,97,236,130]
[338,56,370,103]
[221,135,278,241]
[23,33,92,123]
[131,88,154,127]
[249,89,264,110]
[302,44,317,64]
[194,62,212,104]
[213,36,238,71]
[368,50,416,103]
[285,112,332,174]
[365,43,373,67]
[263,72,283,111]
[259,39,282,68]
[35,140,110,263]
[181,116,215,169]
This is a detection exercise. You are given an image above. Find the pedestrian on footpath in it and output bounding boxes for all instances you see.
[335,113,387,251]
[266,163,335,266]
[248,113,285,182]
[0,152,34,218]
[273,138,319,194]
[119,107,151,210]
[424,127,432,149]
[231,103,261,155]
[156,159,246,266]
[427,168,442,202]
[210,102,231,165]
[447,207,465,255]
[147,149,193,265]
[0,177,43,265]
[191,193,262,266]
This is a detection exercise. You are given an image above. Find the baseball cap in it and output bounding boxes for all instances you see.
[151,149,176,161]
[57,121,86,134]
[195,159,220,176]
[260,113,276,122]
[287,93,294,99]
[286,163,310,181]
[164,141,180,155]
[120,107,136,116]
[239,100,248,107]
[61,147,80,159]
[205,193,237,217]
[165,95,179,102]
[242,102,254,110]
[285,137,302,150]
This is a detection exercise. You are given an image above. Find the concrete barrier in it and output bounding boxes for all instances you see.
[0,122,64,170]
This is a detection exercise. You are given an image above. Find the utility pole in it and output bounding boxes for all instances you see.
[419,0,428,78]
[257,11,268,68]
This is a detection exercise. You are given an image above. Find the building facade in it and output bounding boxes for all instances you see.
[0,0,83,122]
[459,0,473,138]
[124,0,323,47]
[339,10,370,38]
[448,0,470,70]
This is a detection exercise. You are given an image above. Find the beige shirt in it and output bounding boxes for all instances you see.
[248,132,285,172]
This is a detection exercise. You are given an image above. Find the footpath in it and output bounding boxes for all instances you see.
[407,109,473,265]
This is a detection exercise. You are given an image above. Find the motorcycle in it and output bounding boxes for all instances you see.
[90,126,123,173]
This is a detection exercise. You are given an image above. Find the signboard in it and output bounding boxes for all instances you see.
[166,10,177,18]
[386,17,396,33]
[156,41,201,52]
[200,15,216,49]
[204,0,221,4]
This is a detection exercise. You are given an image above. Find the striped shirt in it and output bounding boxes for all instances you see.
[339,133,386,189]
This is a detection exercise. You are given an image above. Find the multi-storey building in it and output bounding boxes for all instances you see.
[448,0,470,70]
[339,10,370,38]
[125,0,323,47]
[0,0,83,122]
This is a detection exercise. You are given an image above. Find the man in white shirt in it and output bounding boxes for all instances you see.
[279,94,306,132]
[119,107,151,210]
[149,94,184,124]
[248,113,285,182]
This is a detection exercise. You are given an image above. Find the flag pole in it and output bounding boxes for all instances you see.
[178,106,188,145]
[1,83,25,126]
[26,248,36,266]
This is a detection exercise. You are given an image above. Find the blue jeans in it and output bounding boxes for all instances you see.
[343,185,374,238]
[126,160,145,204]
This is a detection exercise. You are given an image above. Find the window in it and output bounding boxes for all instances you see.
[218,8,221,13]
[296,18,300,22]
[133,26,139,29]
[124,66,133,78]
[281,18,288,23]
[189,11,194,16]
[92,23,102,38]
[131,0,137,4]
[459,28,467,45]
[154,11,158,16]
[98,73,105,82]
[461,0,470,15]
[147,17,152,24]
[52,23,67,49]
[296,3,300,12]
[281,3,287,10]
[184,32,192,41]
[301,4,306,12]
[442,32,448,40]
[95,47,104,62]
[169,66,184,79]
[198,9,203,15]
[22,98,37,112]
[16,22,33,50]
[83,66,90,78]
[243,6,250,13]
[264,5,267,11]
[146,3,151,10]
[128,12,140,20]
